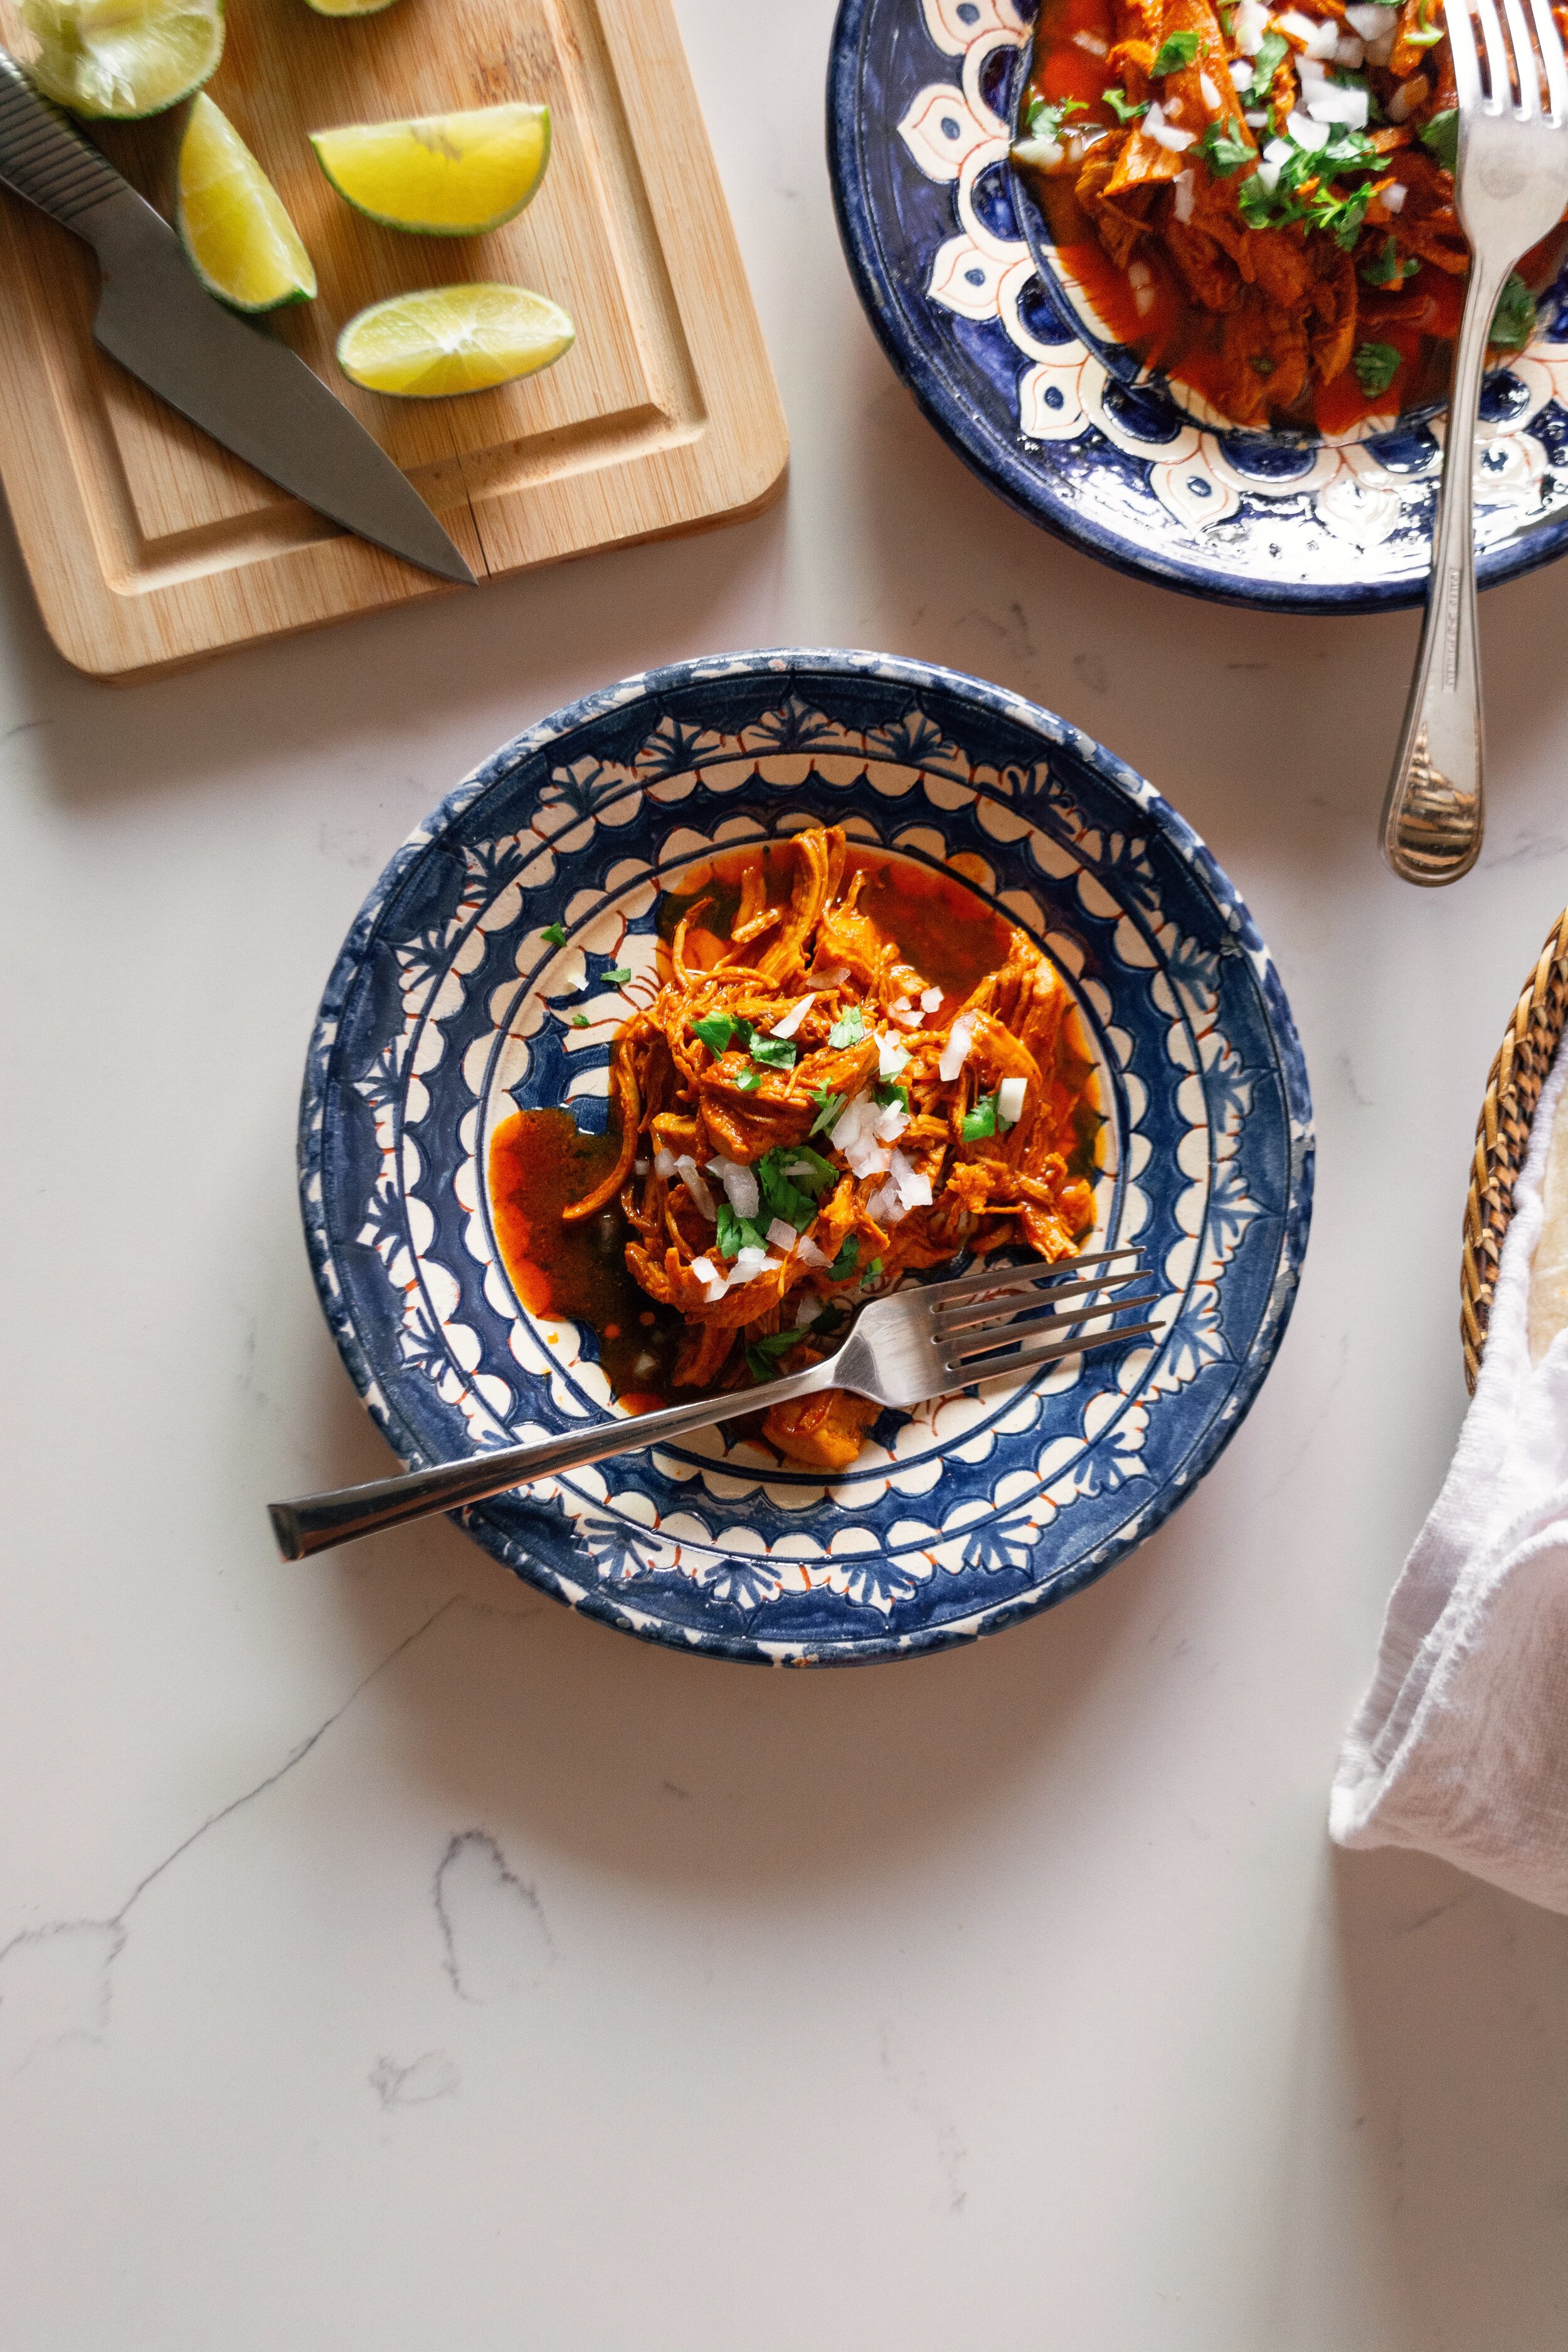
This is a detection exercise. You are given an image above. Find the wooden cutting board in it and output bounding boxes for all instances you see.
[0,0,788,681]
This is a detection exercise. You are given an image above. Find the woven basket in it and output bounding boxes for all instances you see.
[1461,908,1568,1391]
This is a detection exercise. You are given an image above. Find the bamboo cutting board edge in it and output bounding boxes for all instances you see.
[0,0,788,683]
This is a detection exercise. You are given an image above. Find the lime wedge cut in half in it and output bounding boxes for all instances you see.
[336,283,575,398]
[310,102,550,236]
[177,94,316,311]
[19,0,223,117]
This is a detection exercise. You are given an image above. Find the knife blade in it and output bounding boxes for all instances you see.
[0,53,476,586]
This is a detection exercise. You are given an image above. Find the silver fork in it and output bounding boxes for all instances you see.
[268,1246,1160,1560]
[1380,0,1568,885]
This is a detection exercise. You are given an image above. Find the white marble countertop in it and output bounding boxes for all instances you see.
[4,4,1568,2343]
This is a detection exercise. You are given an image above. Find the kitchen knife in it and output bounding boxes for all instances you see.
[0,52,475,586]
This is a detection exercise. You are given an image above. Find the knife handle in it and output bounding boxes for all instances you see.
[0,52,130,240]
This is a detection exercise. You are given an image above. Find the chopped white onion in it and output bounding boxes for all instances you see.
[887,997,924,1029]
[1073,26,1108,53]
[1199,70,1222,107]
[766,1218,797,1252]
[1381,179,1407,211]
[1365,27,1396,61]
[997,1076,1028,1129]
[1173,166,1196,223]
[1256,155,1283,189]
[793,1293,824,1326]
[654,1147,677,1179]
[783,1158,819,1180]
[674,1155,717,1221]
[810,962,850,987]
[1244,108,1269,125]
[873,1100,910,1145]
[769,992,815,1040]
[689,1254,728,1303]
[633,1159,649,1176]
[938,1015,975,1083]
[919,987,943,1012]
[1344,1,1397,36]
[1306,82,1368,125]
[707,1155,760,1221]
[1145,102,1197,151]
[1229,56,1255,85]
[867,1150,934,1227]
[1233,0,1271,51]
[1335,33,1365,65]
[796,1235,829,1269]
[728,1246,780,1286]
[1278,9,1340,56]
[877,1033,911,1079]
[1387,73,1428,121]
[1286,110,1332,149]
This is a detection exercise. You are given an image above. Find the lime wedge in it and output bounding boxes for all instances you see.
[304,0,400,13]
[19,0,223,118]
[336,284,574,397]
[177,95,315,312]
[310,103,550,236]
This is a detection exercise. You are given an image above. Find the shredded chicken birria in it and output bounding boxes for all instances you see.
[1017,0,1563,426]
[564,827,1098,1473]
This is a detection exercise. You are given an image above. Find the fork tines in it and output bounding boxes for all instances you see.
[927,1245,1160,1379]
[1450,0,1568,119]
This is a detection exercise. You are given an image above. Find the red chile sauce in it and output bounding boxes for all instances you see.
[487,847,1074,1417]
[1022,0,1562,433]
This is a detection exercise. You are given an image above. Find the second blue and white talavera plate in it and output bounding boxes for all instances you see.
[302,651,1313,1664]
[829,0,1568,612]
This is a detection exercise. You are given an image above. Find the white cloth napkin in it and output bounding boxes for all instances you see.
[1331,1044,1568,1912]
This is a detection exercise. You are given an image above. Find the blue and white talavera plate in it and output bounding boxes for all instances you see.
[302,650,1313,1664]
[829,0,1568,612]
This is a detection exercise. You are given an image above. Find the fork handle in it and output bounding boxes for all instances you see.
[268,1355,840,1560]
[1380,254,1512,886]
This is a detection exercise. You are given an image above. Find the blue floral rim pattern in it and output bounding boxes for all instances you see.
[299,650,1314,1664]
[828,0,1568,612]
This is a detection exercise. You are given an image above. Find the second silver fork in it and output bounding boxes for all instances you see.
[269,1246,1160,1560]
[1381,0,1568,884]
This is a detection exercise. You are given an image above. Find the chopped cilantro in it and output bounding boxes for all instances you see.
[1024,92,1086,141]
[827,1235,860,1281]
[1491,271,1537,351]
[809,1087,847,1138]
[601,965,632,985]
[756,1146,822,1235]
[1197,118,1253,177]
[1236,170,1279,230]
[1353,339,1402,397]
[1420,107,1458,171]
[569,1014,590,1029]
[735,1069,762,1093]
[744,1328,801,1382]
[829,1007,866,1049]
[1311,179,1373,251]
[1318,123,1379,174]
[1360,233,1418,288]
[716,1200,766,1259]
[876,1079,912,1113]
[690,1012,737,1056]
[541,921,567,947]
[780,1144,837,1193]
[1247,28,1288,103]
[860,1257,884,1289]
[748,1035,798,1071]
[1102,84,1149,122]
[1151,28,1200,73]
[961,1091,999,1142]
